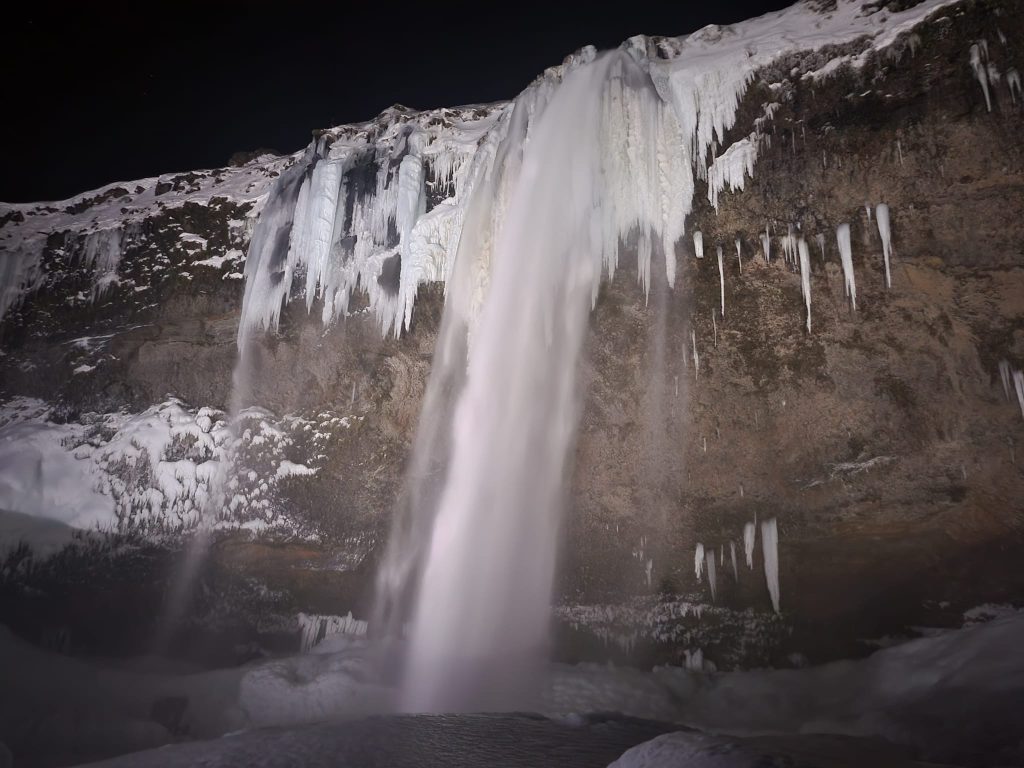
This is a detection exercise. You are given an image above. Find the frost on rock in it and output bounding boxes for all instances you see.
[836,223,857,309]
[876,203,893,288]
[761,517,780,613]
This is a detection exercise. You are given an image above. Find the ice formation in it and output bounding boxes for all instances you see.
[836,223,857,309]
[876,203,894,288]
[743,522,756,568]
[729,541,738,580]
[797,237,811,332]
[695,543,705,580]
[298,612,368,653]
[691,330,700,380]
[707,134,758,210]
[1000,359,1012,400]
[1014,369,1024,420]
[760,227,771,262]
[970,42,992,112]
[705,548,718,602]
[693,231,704,259]
[735,238,743,273]
[761,517,780,613]
[716,245,725,317]
[1009,68,1022,104]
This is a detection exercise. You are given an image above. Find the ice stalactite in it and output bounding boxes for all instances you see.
[717,245,725,318]
[695,543,705,580]
[693,231,704,259]
[692,330,700,380]
[866,204,872,223]
[707,134,758,210]
[761,518,780,613]
[1000,360,1012,400]
[815,233,826,262]
[836,223,856,310]
[730,541,738,580]
[761,227,771,262]
[298,612,368,653]
[876,203,893,288]
[781,226,798,265]
[798,237,811,333]
[743,521,756,568]
[1008,68,1022,104]
[705,548,718,602]
[735,238,743,274]
[970,42,992,112]
[1014,370,1024,420]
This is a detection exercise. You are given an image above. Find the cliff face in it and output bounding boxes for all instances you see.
[1,0,1022,669]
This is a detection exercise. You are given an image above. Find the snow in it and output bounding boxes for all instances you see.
[875,203,893,288]
[836,223,856,309]
[0,157,289,322]
[0,398,330,539]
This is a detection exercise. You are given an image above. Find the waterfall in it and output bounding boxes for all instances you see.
[384,50,685,712]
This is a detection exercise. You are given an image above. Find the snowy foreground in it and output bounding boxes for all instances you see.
[0,610,1021,766]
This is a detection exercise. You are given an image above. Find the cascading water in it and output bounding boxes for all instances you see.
[374,49,690,712]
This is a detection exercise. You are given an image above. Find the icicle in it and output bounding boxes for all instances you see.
[705,548,718,602]
[702,436,707,453]
[645,559,653,587]
[719,545,724,566]
[999,360,1012,400]
[743,521,756,568]
[693,231,704,259]
[691,330,700,380]
[836,223,856,310]
[815,233,826,262]
[970,43,992,112]
[1008,68,1022,104]
[761,227,771,262]
[876,203,893,289]
[1014,370,1024,419]
[717,246,725,318]
[695,543,705,580]
[798,238,811,333]
[350,383,356,407]
[897,139,904,166]
[735,238,743,274]
[865,204,872,223]
[712,308,718,348]
[761,517,780,613]
[730,541,738,580]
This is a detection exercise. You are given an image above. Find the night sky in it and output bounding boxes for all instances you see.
[4,1,790,203]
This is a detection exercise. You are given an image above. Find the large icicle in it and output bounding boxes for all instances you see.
[836,223,856,309]
[876,203,893,288]
[717,245,725,317]
[695,543,705,580]
[693,231,704,259]
[798,237,811,332]
[761,517,780,613]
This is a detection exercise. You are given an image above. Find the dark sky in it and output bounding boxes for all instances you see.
[3,1,790,203]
